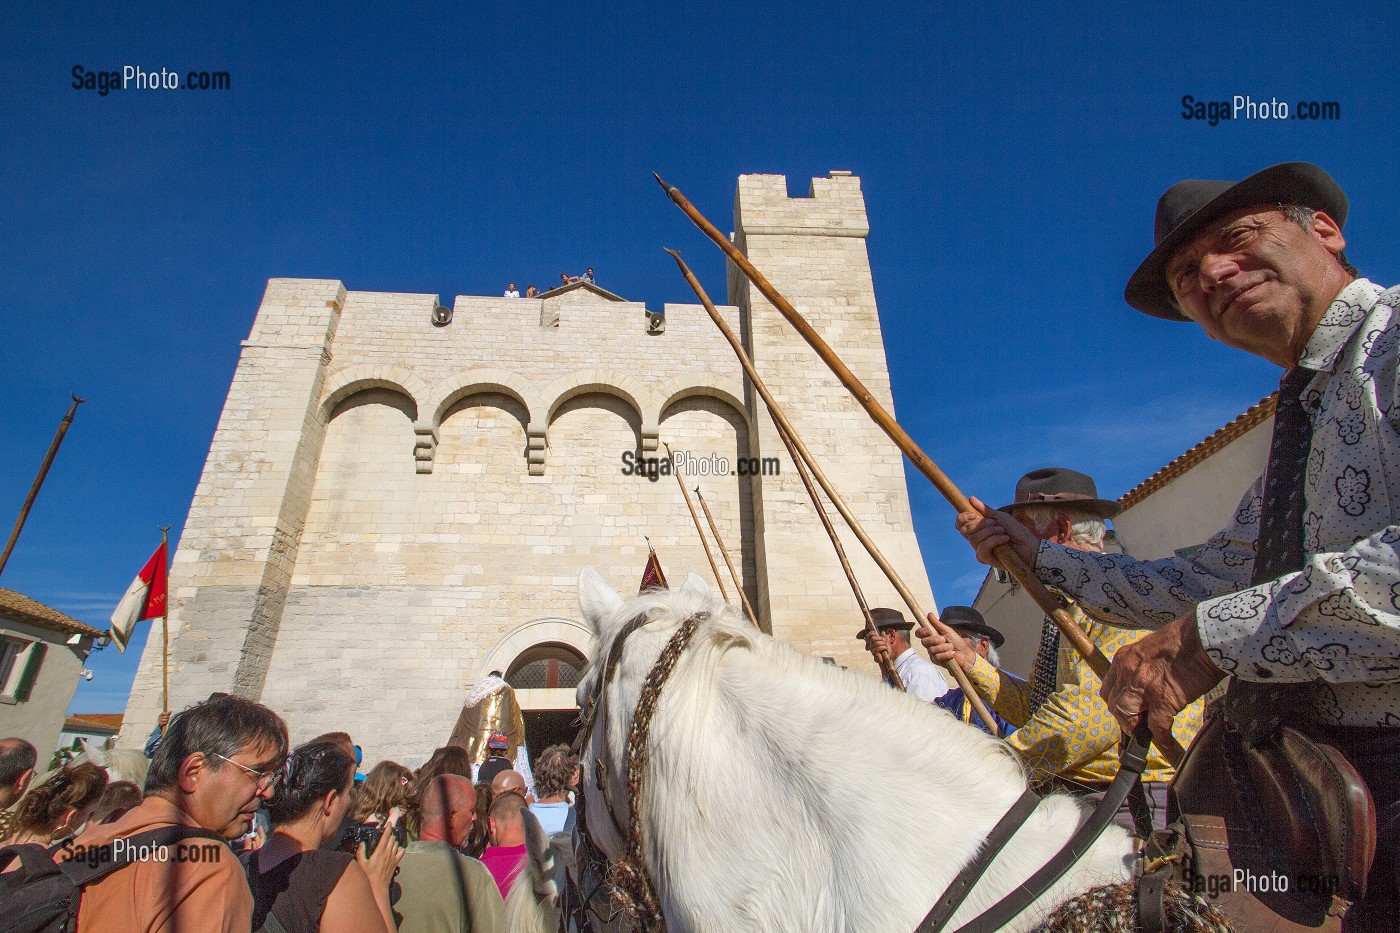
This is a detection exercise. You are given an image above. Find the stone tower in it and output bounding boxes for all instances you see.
[733,171,935,662]
[121,172,936,764]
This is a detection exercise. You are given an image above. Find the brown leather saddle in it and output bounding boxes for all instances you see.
[1151,686,1377,931]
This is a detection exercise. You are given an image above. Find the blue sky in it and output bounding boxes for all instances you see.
[2,2,1396,713]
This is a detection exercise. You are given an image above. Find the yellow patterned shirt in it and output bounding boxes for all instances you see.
[966,602,1204,785]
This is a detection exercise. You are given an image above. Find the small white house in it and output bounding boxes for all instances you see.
[0,588,104,754]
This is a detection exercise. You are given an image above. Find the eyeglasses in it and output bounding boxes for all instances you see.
[208,751,283,792]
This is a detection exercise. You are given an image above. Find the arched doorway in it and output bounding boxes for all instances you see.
[506,642,585,753]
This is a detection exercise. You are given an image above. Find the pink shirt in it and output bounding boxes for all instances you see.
[480,843,526,898]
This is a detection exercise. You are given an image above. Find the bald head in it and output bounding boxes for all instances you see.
[418,774,476,847]
[491,768,527,798]
[488,786,527,847]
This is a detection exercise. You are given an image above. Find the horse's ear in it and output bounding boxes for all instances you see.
[679,572,710,600]
[578,566,624,630]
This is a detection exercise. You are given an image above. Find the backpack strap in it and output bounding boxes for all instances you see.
[56,825,228,888]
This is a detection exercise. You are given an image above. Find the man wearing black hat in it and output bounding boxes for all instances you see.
[955,164,1399,925]
[930,607,1013,736]
[858,607,949,704]
[925,468,1201,830]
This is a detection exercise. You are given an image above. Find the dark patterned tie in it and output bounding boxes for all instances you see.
[1252,366,1317,585]
[1029,616,1060,712]
[1232,365,1316,740]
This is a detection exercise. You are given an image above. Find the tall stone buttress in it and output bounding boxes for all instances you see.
[732,172,936,664]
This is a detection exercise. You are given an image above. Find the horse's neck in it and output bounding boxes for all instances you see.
[647,637,1030,847]
[627,633,1133,931]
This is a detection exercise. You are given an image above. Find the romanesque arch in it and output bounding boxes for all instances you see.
[319,364,431,423]
[429,369,538,429]
[656,378,752,434]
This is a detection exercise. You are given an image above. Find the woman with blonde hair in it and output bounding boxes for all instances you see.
[1,762,107,845]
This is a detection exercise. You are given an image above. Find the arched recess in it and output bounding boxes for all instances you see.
[436,390,531,474]
[430,369,538,430]
[479,618,594,713]
[540,370,650,427]
[319,364,430,423]
[656,380,753,435]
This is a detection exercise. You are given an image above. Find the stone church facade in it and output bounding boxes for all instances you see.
[120,172,937,763]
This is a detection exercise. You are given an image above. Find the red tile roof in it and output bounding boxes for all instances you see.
[64,713,123,734]
[0,587,105,639]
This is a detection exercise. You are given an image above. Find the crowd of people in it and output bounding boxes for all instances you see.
[0,700,581,933]
[504,268,595,298]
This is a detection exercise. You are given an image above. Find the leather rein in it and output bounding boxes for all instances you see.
[567,610,706,932]
[564,610,1154,933]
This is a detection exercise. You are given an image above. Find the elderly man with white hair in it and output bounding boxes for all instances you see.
[931,607,1012,736]
[921,467,1203,833]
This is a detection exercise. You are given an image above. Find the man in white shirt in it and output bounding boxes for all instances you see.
[504,283,520,298]
[860,607,948,703]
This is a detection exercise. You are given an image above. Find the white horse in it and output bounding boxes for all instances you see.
[508,568,1134,933]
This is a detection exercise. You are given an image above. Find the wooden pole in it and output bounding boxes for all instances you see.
[665,443,730,602]
[160,526,170,714]
[658,185,1183,764]
[0,394,85,577]
[772,413,905,690]
[694,487,759,628]
[666,249,1002,734]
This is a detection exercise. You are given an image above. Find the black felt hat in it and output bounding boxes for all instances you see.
[997,467,1121,519]
[1125,162,1348,321]
[939,606,1004,649]
[853,607,912,638]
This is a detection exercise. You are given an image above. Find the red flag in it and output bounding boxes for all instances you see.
[640,549,668,593]
[110,542,168,653]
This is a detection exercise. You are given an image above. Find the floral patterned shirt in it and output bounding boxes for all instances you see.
[966,602,1203,784]
[1035,279,1400,728]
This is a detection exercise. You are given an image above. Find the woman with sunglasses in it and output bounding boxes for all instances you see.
[244,740,403,933]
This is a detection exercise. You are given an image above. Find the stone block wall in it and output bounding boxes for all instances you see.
[123,174,936,762]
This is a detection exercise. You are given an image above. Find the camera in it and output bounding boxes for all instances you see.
[338,818,406,855]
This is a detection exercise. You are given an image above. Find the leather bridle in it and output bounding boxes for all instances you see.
[565,610,706,932]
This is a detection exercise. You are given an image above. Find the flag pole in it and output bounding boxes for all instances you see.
[664,443,731,602]
[694,486,759,628]
[0,394,85,577]
[665,248,1002,734]
[159,526,170,715]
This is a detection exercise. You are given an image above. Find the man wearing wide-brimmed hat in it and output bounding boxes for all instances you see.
[858,607,950,704]
[923,468,1201,830]
[954,163,1399,925]
[929,606,1013,736]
